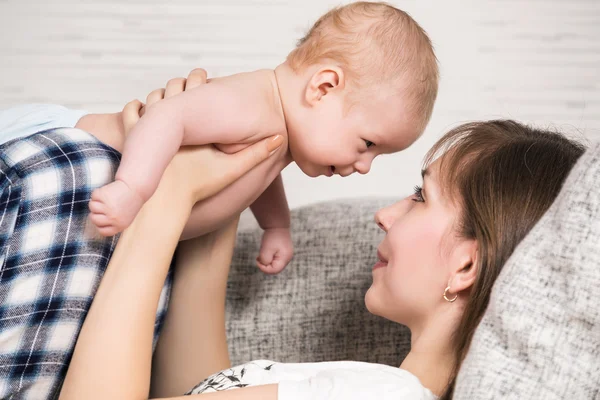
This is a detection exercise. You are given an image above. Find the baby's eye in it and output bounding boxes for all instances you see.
[365,140,374,148]
[412,185,424,202]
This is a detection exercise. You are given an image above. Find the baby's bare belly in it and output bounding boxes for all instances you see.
[180,142,289,240]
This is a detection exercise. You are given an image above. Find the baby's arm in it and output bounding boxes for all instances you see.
[90,77,267,236]
[119,80,264,199]
[250,174,293,274]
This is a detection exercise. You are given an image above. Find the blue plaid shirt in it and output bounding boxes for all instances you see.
[0,128,171,399]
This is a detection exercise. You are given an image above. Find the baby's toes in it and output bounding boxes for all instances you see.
[97,224,119,237]
[89,212,111,228]
[92,181,130,208]
[89,199,107,215]
[90,186,109,203]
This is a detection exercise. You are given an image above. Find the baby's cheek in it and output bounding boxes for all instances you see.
[302,146,330,164]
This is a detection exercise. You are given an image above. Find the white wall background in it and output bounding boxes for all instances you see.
[1,0,599,208]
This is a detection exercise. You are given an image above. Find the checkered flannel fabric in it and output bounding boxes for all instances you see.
[0,128,172,399]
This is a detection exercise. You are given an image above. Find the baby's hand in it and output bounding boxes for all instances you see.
[256,228,293,275]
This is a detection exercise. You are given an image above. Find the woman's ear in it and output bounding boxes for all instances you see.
[304,65,345,106]
[448,239,479,294]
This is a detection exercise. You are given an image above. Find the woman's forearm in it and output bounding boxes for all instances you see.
[151,220,239,397]
[60,175,193,400]
[60,185,281,400]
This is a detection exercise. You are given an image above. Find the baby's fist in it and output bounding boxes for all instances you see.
[256,227,293,275]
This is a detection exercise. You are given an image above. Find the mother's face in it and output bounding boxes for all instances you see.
[365,160,473,328]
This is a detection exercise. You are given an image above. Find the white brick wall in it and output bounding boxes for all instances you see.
[1,0,599,207]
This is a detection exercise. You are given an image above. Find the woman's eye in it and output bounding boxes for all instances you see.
[412,185,424,202]
[365,140,374,148]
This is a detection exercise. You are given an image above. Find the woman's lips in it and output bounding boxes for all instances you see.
[373,260,387,270]
[373,249,388,270]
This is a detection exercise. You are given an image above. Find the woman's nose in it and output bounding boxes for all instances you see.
[375,207,393,232]
[374,200,407,232]
[375,209,390,232]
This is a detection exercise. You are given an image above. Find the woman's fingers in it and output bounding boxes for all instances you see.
[185,68,208,90]
[122,99,144,136]
[168,136,284,205]
[164,77,186,98]
[145,88,166,108]
[139,87,166,118]
[122,68,209,142]
[135,68,208,119]
[218,135,284,190]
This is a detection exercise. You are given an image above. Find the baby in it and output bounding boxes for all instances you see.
[90,1,439,274]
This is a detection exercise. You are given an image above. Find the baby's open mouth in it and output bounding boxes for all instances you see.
[330,166,336,174]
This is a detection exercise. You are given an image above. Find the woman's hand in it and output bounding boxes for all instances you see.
[121,68,283,208]
[122,68,210,133]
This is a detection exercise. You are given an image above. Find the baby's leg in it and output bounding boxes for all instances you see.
[90,109,184,236]
[150,217,239,398]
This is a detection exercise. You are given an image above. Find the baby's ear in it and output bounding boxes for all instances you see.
[305,65,345,105]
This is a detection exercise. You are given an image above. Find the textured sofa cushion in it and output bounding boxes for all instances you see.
[455,143,600,399]
[225,198,411,367]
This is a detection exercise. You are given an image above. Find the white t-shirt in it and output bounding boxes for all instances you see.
[187,360,437,400]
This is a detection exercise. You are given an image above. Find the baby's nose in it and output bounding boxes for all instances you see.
[354,159,372,175]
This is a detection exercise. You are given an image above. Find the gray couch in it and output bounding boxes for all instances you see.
[225,198,410,367]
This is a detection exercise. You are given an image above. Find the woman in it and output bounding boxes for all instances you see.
[58,75,586,398]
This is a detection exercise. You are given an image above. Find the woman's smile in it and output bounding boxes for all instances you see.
[373,249,388,270]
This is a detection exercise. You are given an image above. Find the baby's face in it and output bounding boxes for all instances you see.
[289,92,420,178]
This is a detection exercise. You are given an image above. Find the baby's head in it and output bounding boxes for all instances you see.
[278,1,439,177]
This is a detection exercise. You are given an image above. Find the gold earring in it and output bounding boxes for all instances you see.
[443,286,458,302]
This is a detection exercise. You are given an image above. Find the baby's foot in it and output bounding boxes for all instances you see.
[89,180,144,236]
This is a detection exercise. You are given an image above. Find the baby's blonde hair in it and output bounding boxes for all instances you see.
[287,1,439,132]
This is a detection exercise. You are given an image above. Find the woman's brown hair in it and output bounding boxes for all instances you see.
[424,120,586,399]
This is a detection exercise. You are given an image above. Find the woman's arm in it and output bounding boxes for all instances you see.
[60,157,194,398]
[150,222,236,396]
[61,144,283,399]
[60,139,283,400]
